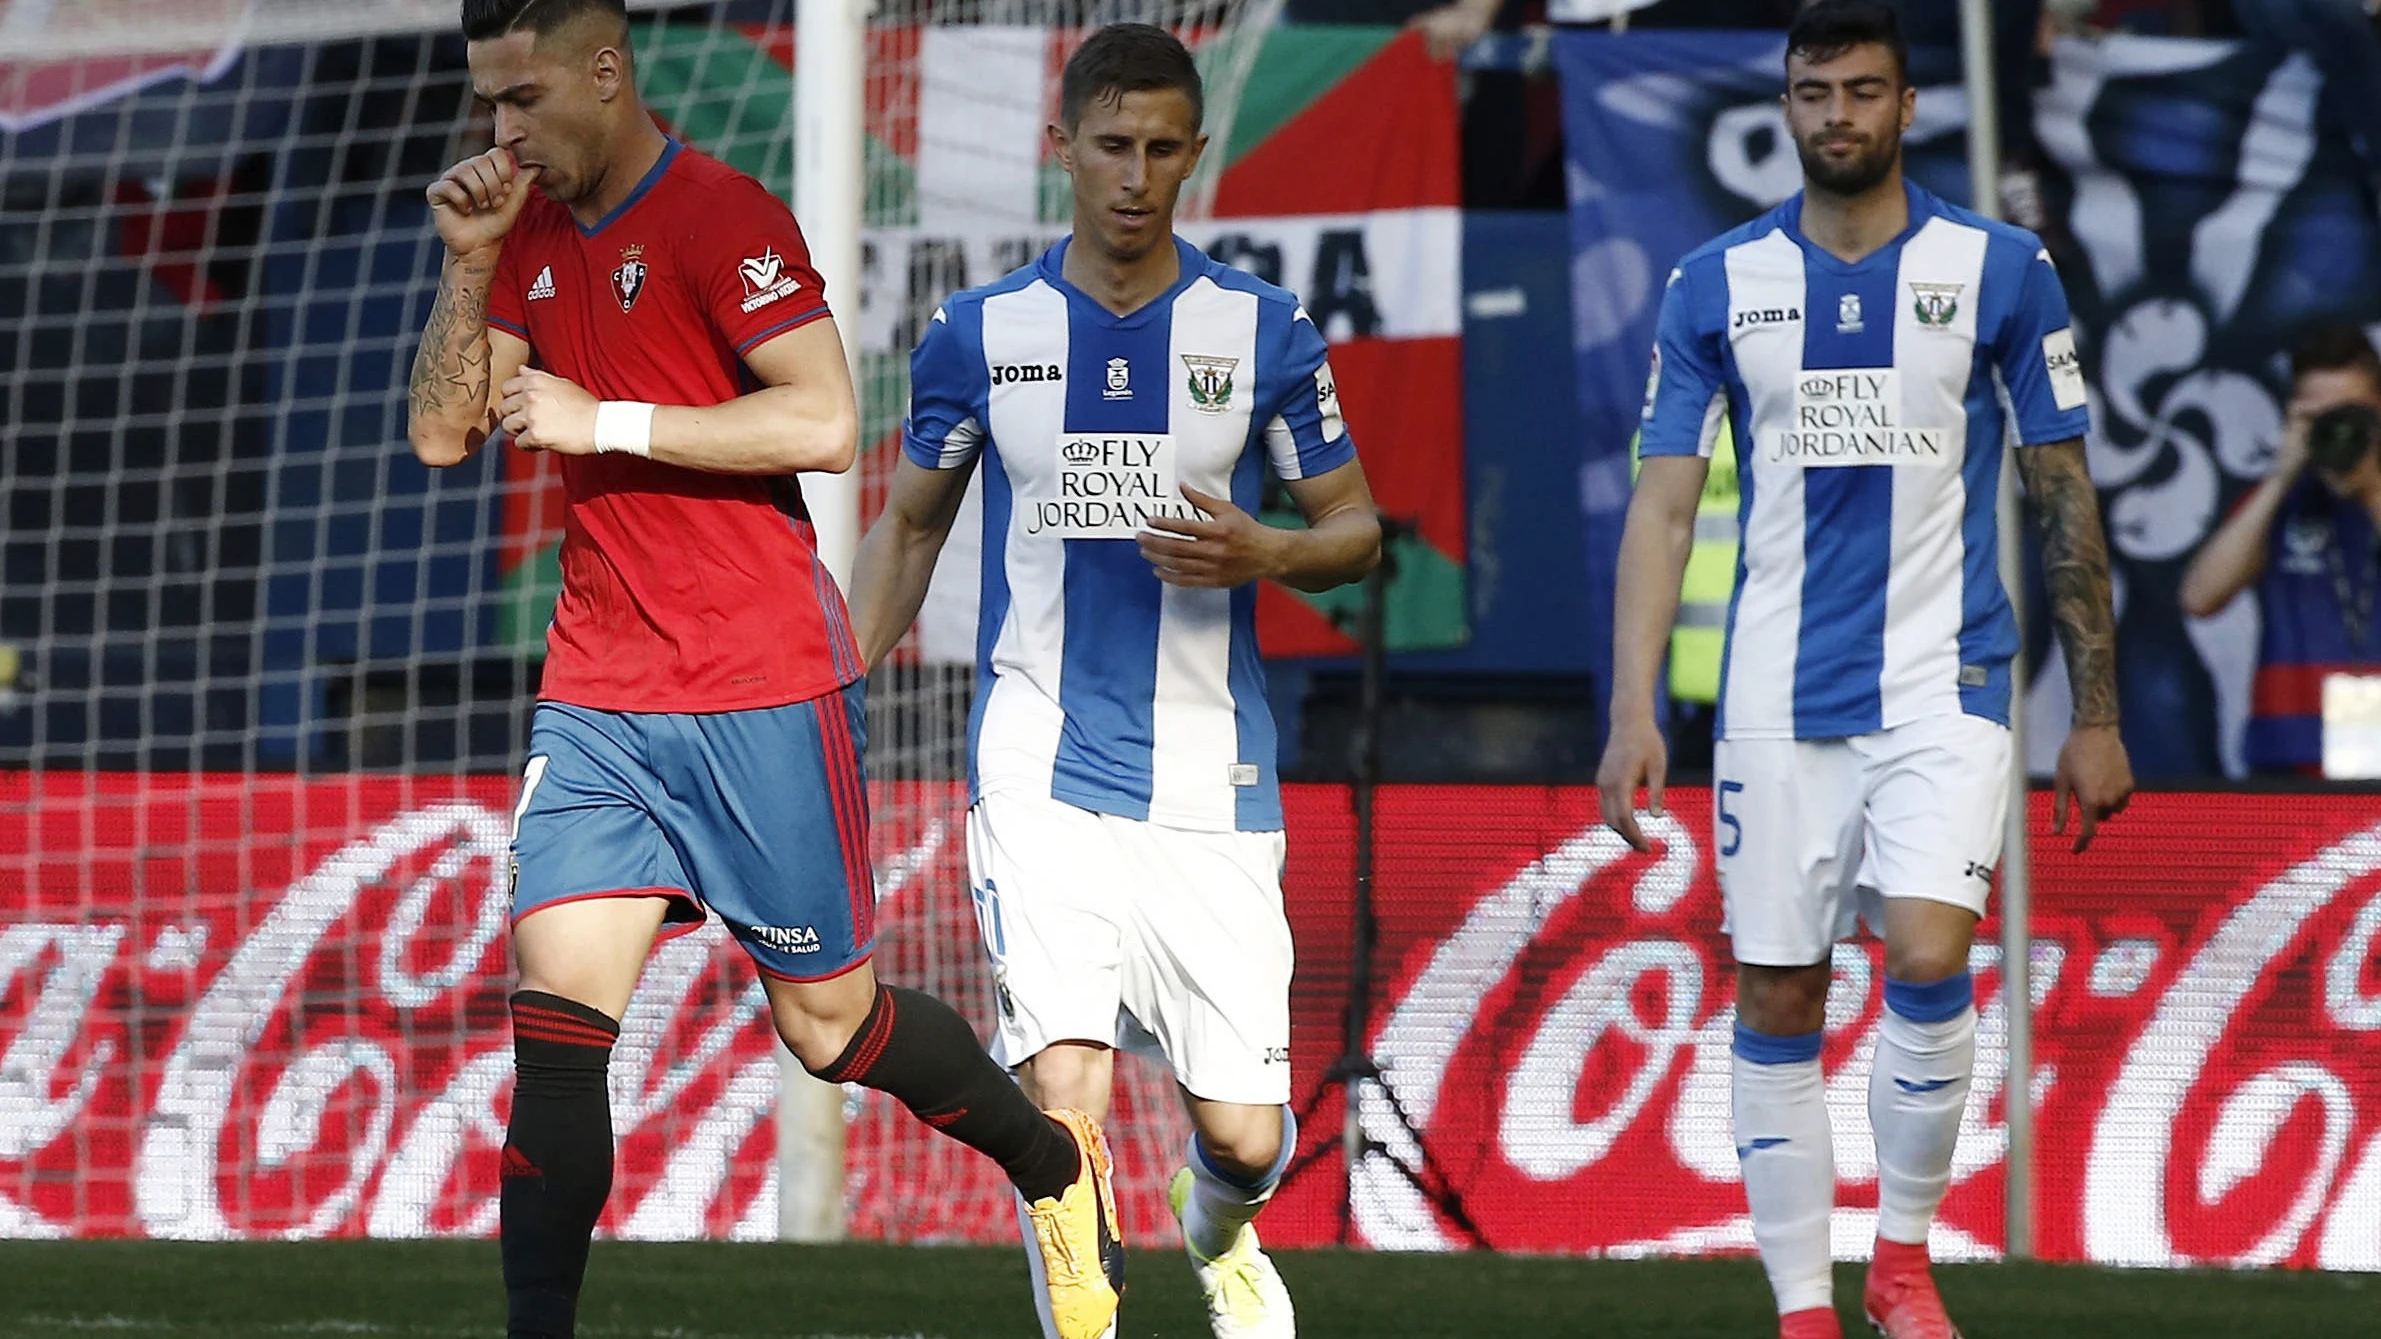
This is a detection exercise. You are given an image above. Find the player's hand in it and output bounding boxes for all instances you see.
[2051,722,2133,853]
[1137,486,1290,588]
[499,368,599,455]
[1595,714,1669,854]
[427,148,540,261]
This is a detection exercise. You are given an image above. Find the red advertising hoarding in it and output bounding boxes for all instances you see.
[3,774,2378,1269]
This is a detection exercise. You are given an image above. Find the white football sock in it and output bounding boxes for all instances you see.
[1871,973,1978,1248]
[1181,1105,1296,1261]
[1013,1191,1118,1339]
[1733,1024,1835,1316]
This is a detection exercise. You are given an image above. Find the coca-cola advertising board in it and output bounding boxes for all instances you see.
[4,773,2379,1269]
[1260,785,2381,1270]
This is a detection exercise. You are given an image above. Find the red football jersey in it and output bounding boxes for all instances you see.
[486,139,859,713]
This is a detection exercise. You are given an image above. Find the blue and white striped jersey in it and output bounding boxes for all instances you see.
[1639,182,2093,741]
[903,237,1356,832]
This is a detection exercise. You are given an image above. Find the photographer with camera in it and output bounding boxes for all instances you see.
[2182,320,2381,773]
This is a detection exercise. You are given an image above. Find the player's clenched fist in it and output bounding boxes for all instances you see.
[426,147,541,260]
[500,368,600,455]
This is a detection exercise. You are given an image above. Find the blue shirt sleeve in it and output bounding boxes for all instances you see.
[1995,245,2093,447]
[901,304,987,471]
[1637,263,1730,459]
[1262,305,1359,481]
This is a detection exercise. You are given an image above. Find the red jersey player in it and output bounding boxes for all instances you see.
[404,3,1122,1336]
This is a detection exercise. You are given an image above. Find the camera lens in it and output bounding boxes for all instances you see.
[2308,404,2381,475]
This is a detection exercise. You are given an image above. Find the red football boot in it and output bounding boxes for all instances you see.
[1863,1239,1964,1339]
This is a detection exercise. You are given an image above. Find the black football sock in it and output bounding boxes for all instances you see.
[502,990,620,1339]
[812,984,1081,1202]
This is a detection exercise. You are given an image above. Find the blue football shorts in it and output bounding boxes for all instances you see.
[509,681,874,981]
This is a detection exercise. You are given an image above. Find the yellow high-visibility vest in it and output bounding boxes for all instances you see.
[1630,421,1740,705]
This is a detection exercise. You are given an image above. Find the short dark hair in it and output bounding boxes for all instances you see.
[2290,320,2381,390]
[1786,0,1909,85]
[1059,23,1203,131]
[461,0,627,44]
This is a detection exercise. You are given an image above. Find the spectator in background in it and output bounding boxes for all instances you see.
[2231,0,2381,213]
[2182,322,2381,773]
[1881,0,2054,232]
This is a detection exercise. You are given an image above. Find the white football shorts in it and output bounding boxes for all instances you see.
[1713,712,2012,966]
[964,786,1294,1105]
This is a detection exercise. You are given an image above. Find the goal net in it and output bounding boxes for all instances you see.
[0,0,1277,1243]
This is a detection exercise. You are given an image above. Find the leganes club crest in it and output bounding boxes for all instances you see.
[1182,354,1238,414]
[1911,281,1961,328]
[612,244,648,312]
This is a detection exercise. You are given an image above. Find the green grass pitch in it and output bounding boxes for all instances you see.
[0,1241,2368,1337]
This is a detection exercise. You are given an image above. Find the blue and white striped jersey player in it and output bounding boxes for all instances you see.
[849,24,1380,1339]
[1596,6,2134,1339]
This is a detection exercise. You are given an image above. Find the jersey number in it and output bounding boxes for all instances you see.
[1716,779,1745,858]
[513,755,550,840]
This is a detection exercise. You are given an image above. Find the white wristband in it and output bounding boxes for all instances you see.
[593,401,656,457]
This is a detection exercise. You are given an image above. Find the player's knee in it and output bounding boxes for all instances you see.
[766,976,876,1073]
[779,1016,858,1073]
[513,972,622,1024]
[1736,962,1831,1036]
[1882,941,1969,987]
[1016,1044,1112,1119]
[1196,1116,1283,1182]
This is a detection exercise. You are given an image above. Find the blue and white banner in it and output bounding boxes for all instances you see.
[1557,31,2381,777]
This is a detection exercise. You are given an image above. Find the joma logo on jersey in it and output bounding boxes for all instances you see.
[992,362,1062,386]
[746,924,823,953]
[612,245,647,312]
[1733,306,1800,330]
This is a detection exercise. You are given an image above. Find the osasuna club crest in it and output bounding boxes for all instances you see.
[1182,354,1238,413]
[612,243,648,312]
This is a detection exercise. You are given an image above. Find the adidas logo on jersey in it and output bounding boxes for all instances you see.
[527,266,556,302]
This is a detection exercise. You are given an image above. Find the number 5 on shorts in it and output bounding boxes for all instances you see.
[1717,779,1745,857]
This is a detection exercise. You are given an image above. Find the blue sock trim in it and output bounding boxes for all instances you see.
[1884,972,1974,1023]
[1191,1105,1297,1193]
[1731,1022,1822,1065]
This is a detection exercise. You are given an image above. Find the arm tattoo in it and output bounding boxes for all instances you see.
[2018,439,2121,728]
[409,260,494,424]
